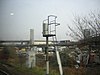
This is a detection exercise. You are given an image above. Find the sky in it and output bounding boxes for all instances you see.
[0,0,100,41]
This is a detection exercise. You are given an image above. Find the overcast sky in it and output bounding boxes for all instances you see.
[0,0,100,40]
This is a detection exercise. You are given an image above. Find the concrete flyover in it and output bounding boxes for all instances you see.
[0,40,77,48]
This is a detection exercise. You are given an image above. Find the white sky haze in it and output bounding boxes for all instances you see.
[0,0,100,40]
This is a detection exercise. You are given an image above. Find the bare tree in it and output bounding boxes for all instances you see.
[67,11,100,41]
[67,11,100,66]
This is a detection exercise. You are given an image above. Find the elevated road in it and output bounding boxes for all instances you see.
[0,40,77,47]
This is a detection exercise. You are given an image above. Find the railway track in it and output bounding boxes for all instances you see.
[0,69,10,75]
[0,63,12,75]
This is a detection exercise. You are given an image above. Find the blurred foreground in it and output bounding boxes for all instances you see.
[0,47,100,75]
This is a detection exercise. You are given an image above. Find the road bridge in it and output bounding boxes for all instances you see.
[0,40,77,48]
